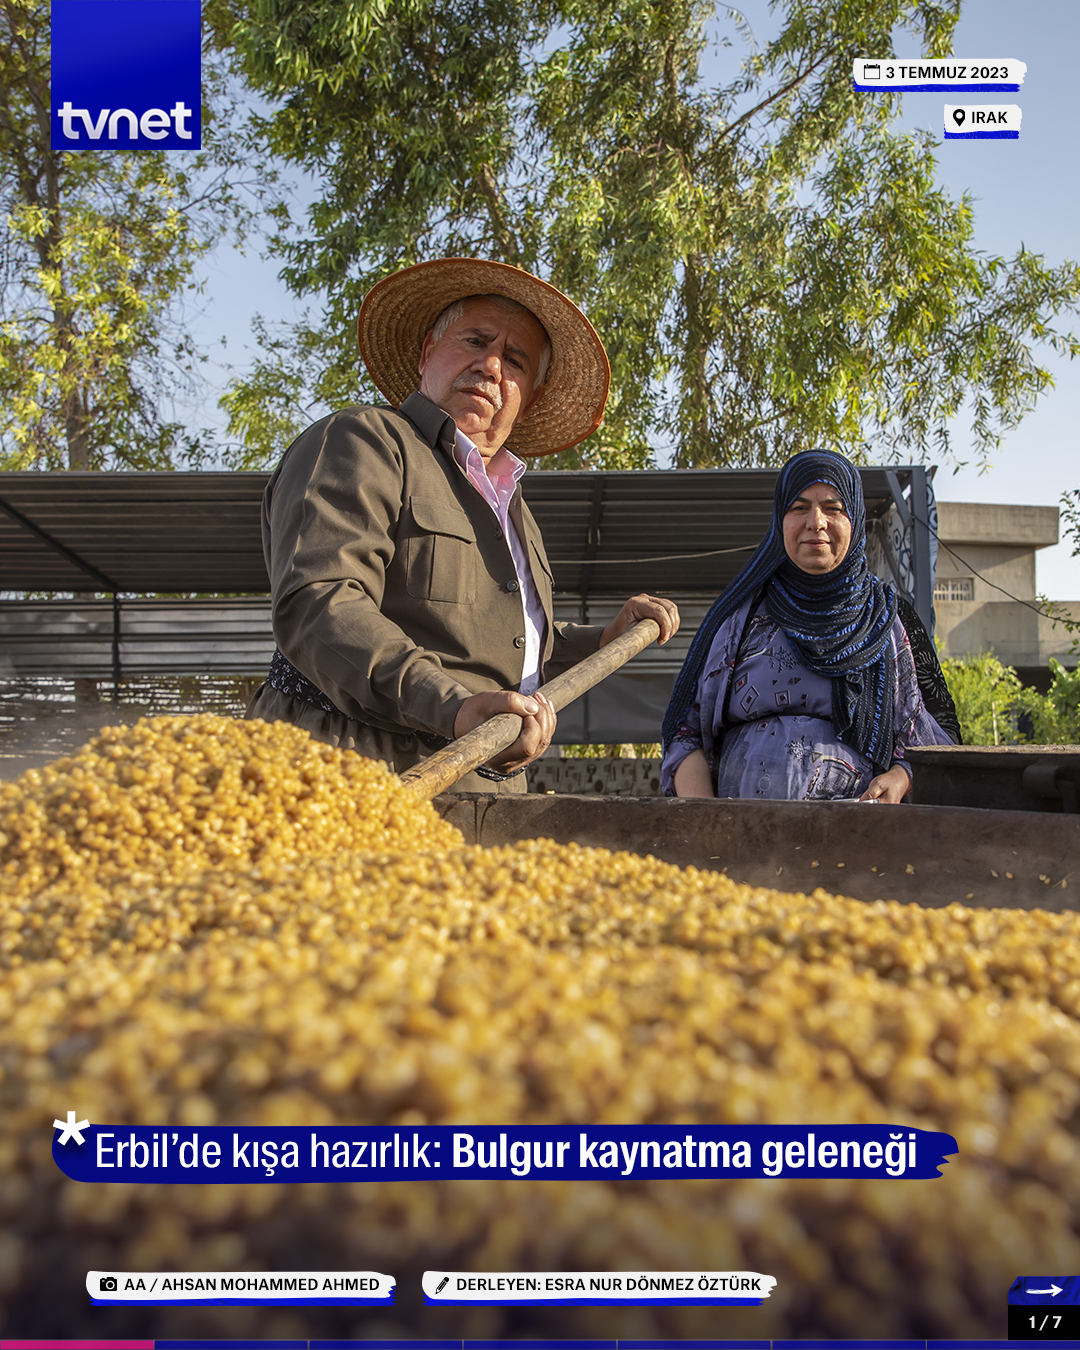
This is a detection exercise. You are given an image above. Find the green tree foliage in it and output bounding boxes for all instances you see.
[214,0,1080,470]
[0,0,260,470]
[941,651,1080,746]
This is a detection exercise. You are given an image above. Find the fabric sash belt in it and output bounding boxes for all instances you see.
[265,648,450,751]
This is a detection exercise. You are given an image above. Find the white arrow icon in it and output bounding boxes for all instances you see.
[1028,1284,1064,1296]
[53,1110,90,1146]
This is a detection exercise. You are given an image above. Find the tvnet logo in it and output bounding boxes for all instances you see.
[51,0,202,151]
[57,102,194,143]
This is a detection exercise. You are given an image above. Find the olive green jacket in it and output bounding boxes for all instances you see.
[249,392,604,777]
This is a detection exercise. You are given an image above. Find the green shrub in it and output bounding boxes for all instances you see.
[940,651,1026,745]
[941,652,1080,746]
[1017,659,1080,744]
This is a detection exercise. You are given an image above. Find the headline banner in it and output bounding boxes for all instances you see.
[54,1123,957,1183]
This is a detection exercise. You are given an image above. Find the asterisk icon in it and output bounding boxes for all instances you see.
[53,1111,89,1145]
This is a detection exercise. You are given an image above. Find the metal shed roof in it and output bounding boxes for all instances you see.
[0,472,270,594]
[0,466,931,603]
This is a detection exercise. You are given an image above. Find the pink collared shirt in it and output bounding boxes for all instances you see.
[453,429,545,694]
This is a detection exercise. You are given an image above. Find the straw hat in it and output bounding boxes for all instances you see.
[357,257,610,457]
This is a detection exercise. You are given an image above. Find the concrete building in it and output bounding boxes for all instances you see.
[933,501,1080,685]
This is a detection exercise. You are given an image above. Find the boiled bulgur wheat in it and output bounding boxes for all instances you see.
[0,715,460,893]
[0,715,1077,1339]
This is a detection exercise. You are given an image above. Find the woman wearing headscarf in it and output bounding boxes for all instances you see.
[661,450,959,803]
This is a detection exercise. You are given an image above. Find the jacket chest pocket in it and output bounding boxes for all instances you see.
[405,497,479,603]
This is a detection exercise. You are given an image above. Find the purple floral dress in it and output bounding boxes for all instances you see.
[661,598,953,799]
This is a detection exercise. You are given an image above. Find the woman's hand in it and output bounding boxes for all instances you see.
[859,764,911,804]
[673,747,716,798]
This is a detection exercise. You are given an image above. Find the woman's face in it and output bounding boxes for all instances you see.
[782,481,852,574]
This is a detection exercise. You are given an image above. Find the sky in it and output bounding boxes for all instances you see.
[187,0,1080,598]
[897,0,1080,600]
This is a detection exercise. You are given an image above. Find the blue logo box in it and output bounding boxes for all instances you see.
[51,0,201,150]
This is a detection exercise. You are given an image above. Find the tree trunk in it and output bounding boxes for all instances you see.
[681,251,711,465]
[474,160,522,265]
[62,382,91,468]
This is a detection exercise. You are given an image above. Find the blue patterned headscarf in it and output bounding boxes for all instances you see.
[662,450,899,770]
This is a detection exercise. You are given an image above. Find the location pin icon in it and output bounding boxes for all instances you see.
[952,108,966,127]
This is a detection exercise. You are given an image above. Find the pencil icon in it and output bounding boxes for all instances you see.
[435,1276,449,1295]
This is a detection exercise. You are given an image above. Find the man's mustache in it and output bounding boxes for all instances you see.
[452,374,503,411]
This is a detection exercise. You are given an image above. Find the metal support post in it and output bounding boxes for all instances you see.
[908,465,934,633]
[111,592,122,702]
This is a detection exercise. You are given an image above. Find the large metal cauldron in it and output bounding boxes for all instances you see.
[435,793,1078,911]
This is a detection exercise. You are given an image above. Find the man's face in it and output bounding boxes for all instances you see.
[418,297,548,459]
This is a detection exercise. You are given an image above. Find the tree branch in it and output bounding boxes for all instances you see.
[717,50,832,144]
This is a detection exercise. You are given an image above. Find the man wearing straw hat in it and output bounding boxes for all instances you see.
[248,257,679,791]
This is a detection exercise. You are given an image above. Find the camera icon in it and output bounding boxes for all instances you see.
[99,1275,118,1292]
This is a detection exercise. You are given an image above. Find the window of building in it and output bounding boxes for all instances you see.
[934,576,974,602]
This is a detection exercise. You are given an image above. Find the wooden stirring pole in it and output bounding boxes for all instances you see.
[400,618,661,801]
